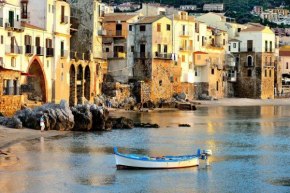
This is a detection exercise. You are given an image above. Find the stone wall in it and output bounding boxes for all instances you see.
[0,70,22,117]
[179,83,194,99]
[103,82,132,104]
[194,82,209,98]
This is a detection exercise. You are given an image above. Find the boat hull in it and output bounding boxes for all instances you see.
[115,154,199,169]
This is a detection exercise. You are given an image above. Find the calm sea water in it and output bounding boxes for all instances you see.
[1,106,290,193]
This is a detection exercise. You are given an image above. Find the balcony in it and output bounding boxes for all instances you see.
[46,48,54,57]
[60,49,68,58]
[5,45,23,55]
[179,46,194,51]
[240,47,255,52]
[108,52,126,59]
[244,62,255,67]
[179,31,193,37]
[106,30,128,37]
[36,47,44,56]
[134,52,150,59]
[60,16,68,24]
[264,62,274,67]
[264,48,274,53]
[154,52,172,60]
[25,45,34,56]
[98,29,107,36]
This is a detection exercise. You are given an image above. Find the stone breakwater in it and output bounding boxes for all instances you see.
[0,100,133,131]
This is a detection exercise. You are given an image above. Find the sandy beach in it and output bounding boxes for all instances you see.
[0,126,68,150]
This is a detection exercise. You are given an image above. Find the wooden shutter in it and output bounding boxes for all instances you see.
[36,37,40,47]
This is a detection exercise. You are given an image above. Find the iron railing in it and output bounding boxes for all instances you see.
[46,48,54,57]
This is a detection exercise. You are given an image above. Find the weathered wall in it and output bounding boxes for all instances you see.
[194,82,209,98]
[0,70,22,117]
[102,82,132,104]
[261,68,275,99]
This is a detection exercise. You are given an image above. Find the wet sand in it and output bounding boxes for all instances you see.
[0,126,68,150]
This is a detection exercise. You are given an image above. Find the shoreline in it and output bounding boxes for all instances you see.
[0,126,69,150]
[1,98,290,150]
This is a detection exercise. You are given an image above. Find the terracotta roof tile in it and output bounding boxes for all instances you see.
[240,26,265,32]
[21,22,44,31]
[136,15,165,24]
[104,13,138,22]
[279,51,290,56]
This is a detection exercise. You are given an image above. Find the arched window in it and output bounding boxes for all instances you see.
[247,56,253,67]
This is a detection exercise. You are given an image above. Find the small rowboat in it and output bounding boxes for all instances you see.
[114,147,212,170]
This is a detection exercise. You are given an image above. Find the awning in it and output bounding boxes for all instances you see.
[21,72,35,77]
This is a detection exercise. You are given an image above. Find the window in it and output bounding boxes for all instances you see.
[233,43,236,48]
[164,45,167,53]
[265,69,267,77]
[159,80,162,86]
[211,68,214,75]
[265,40,268,52]
[238,28,241,32]
[106,48,109,52]
[61,63,64,68]
[11,57,15,67]
[157,23,161,32]
[46,39,52,48]
[24,35,32,45]
[140,25,146,32]
[247,56,253,66]
[197,35,199,42]
[52,5,54,13]
[167,24,170,31]
[247,40,253,52]
[35,37,40,47]
[216,81,219,91]
[270,41,272,52]
[182,55,185,62]
[269,69,272,77]
[223,39,225,46]
[229,46,231,51]
[61,6,65,23]
[129,25,132,31]
[21,2,28,19]
[0,36,3,44]
[131,46,134,52]
[287,62,289,69]
[47,60,49,68]
[17,15,19,21]
[248,69,252,77]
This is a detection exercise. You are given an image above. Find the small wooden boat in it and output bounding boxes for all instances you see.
[114,147,212,170]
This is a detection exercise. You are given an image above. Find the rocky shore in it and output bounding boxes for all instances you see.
[0,100,133,131]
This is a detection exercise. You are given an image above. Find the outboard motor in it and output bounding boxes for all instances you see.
[200,149,212,166]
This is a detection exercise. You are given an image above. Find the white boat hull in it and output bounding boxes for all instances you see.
[115,154,199,169]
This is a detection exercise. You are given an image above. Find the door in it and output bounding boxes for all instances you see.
[61,6,65,23]
[9,11,14,27]
[116,24,122,36]
[140,44,145,58]
[211,38,215,46]
[247,40,253,52]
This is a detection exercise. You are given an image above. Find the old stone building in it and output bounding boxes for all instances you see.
[132,16,177,103]
[234,26,276,99]
[0,67,22,117]
[103,13,139,83]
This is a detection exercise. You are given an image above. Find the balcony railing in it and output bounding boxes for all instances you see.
[60,49,68,58]
[61,16,68,24]
[106,30,128,37]
[179,31,193,37]
[265,48,274,53]
[112,52,126,58]
[25,45,34,55]
[0,18,3,27]
[264,62,274,67]
[5,45,23,54]
[98,29,107,36]
[244,62,255,67]
[46,48,54,57]
[134,52,150,59]
[179,46,194,51]
[36,46,44,56]
[240,47,255,52]
[154,52,172,60]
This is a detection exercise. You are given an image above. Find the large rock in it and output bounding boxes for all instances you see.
[14,100,74,131]
[71,105,93,131]
[108,117,134,129]
[178,92,187,100]
[0,116,22,129]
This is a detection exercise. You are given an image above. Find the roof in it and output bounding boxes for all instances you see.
[21,22,45,31]
[208,12,225,17]
[280,46,290,51]
[104,13,138,22]
[240,26,265,32]
[207,26,226,32]
[194,51,208,54]
[229,39,242,42]
[136,15,165,24]
[279,51,290,56]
